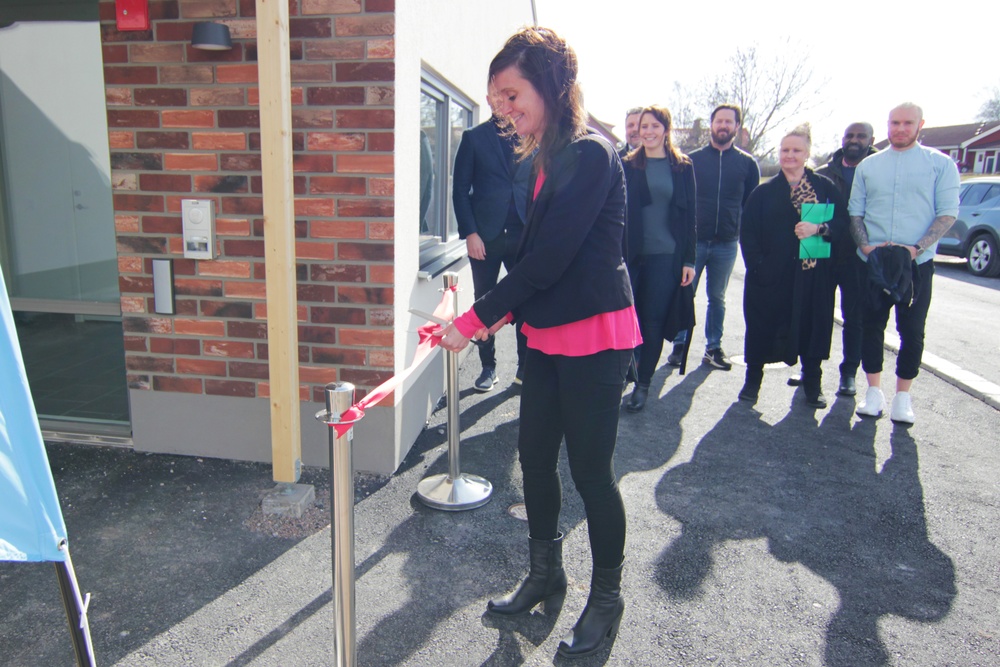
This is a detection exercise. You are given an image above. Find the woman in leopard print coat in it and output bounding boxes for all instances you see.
[738,124,849,408]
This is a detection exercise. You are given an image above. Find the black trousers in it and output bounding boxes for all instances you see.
[832,258,863,377]
[629,253,680,385]
[517,347,631,569]
[860,257,934,381]
[469,227,527,369]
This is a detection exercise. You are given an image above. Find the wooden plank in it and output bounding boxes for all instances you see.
[255,0,301,483]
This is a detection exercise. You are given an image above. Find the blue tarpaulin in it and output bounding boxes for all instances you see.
[0,269,68,562]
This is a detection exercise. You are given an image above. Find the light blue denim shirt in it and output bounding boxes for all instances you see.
[848,143,960,264]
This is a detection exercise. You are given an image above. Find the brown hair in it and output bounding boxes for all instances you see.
[624,105,691,171]
[488,27,586,171]
[710,103,743,126]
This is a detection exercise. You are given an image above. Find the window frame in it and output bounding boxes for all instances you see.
[418,65,476,276]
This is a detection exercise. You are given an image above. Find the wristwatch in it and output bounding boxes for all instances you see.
[914,241,926,255]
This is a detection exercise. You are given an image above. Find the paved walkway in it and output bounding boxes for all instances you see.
[2,267,998,666]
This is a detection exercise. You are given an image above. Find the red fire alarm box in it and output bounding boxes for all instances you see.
[116,0,150,31]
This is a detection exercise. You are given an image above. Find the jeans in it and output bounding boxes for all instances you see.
[861,258,933,381]
[629,254,680,385]
[469,227,527,370]
[675,239,739,351]
[517,347,631,569]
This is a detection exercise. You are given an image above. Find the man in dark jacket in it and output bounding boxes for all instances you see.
[669,104,760,371]
[453,102,532,391]
[617,107,642,158]
[789,122,877,396]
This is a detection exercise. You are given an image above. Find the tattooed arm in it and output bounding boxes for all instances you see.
[849,215,876,256]
[911,215,957,259]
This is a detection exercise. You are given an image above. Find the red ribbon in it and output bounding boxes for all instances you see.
[329,287,455,438]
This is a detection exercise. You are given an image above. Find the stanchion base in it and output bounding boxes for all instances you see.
[507,502,528,521]
[416,473,493,511]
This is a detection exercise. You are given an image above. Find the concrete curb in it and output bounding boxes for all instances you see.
[834,315,1000,411]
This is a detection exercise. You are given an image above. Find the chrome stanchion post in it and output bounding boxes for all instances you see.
[416,272,493,511]
[317,382,358,667]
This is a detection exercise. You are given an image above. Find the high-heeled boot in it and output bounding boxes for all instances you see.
[487,533,567,616]
[557,562,625,658]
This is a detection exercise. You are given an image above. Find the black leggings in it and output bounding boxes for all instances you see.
[517,346,631,569]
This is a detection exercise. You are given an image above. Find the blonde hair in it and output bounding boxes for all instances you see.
[783,123,812,151]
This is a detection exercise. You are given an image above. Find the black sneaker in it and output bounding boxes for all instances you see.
[703,348,732,371]
[666,344,684,367]
[474,368,498,392]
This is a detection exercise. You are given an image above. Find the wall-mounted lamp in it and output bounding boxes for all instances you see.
[191,22,232,51]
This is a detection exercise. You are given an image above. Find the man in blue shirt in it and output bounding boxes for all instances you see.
[848,103,960,424]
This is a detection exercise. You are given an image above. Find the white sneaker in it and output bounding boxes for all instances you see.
[891,392,915,424]
[856,387,885,418]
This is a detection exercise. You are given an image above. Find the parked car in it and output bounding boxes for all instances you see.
[937,177,1000,277]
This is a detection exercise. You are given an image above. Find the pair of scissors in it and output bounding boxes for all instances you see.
[408,308,450,328]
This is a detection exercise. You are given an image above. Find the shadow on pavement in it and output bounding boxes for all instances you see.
[0,444,336,667]
[654,396,956,666]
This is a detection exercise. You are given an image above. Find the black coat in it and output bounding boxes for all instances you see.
[622,157,697,270]
[816,146,878,265]
[739,169,848,366]
[452,118,531,242]
[472,134,632,330]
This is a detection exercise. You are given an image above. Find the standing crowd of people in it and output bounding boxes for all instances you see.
[440,25,959,659]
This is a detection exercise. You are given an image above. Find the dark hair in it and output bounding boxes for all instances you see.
[488,27,586,171]
[624,105,691,171]
[710,103,742,126]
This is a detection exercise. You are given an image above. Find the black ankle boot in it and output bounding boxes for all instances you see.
[803,370,826,408]
[557,562,625,658]
[487,533,567,616]
[625,383,649,412]
[739,366,763,402]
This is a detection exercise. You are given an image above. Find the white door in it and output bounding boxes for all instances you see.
[0,21,118,308]
[0,21,129,429]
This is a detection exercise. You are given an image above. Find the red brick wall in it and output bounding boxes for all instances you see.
[99,0,395,404]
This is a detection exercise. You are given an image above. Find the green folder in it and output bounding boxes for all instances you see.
[799,202,833,260]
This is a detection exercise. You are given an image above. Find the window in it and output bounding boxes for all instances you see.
[983,184,1000,205]
[961,183,991,206]
[419,67,475,275]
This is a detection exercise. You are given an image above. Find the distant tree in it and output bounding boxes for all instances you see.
[976,86,1000,122]
[675,118,708,155]
[811,149,834,170]
[664,82,708,155]
[700,40,824,158]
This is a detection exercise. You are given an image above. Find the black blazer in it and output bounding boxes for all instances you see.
[452,119,530,242]
[622,156,697,270]
[472,134,632,329]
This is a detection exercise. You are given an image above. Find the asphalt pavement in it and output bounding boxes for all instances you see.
[1,260,999,666]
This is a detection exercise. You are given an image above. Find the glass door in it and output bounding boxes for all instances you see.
[0,21,129,434]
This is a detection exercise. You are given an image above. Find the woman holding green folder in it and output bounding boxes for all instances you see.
[738,123,848,407]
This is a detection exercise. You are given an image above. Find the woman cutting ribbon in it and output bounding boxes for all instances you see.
[435,26,639,659]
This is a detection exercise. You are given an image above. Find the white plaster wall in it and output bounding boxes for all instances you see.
[384,1,536,472]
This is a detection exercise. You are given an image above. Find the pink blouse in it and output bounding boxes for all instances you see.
[453,167,641,357]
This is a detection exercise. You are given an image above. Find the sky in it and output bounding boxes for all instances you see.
[535,0,998,155]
